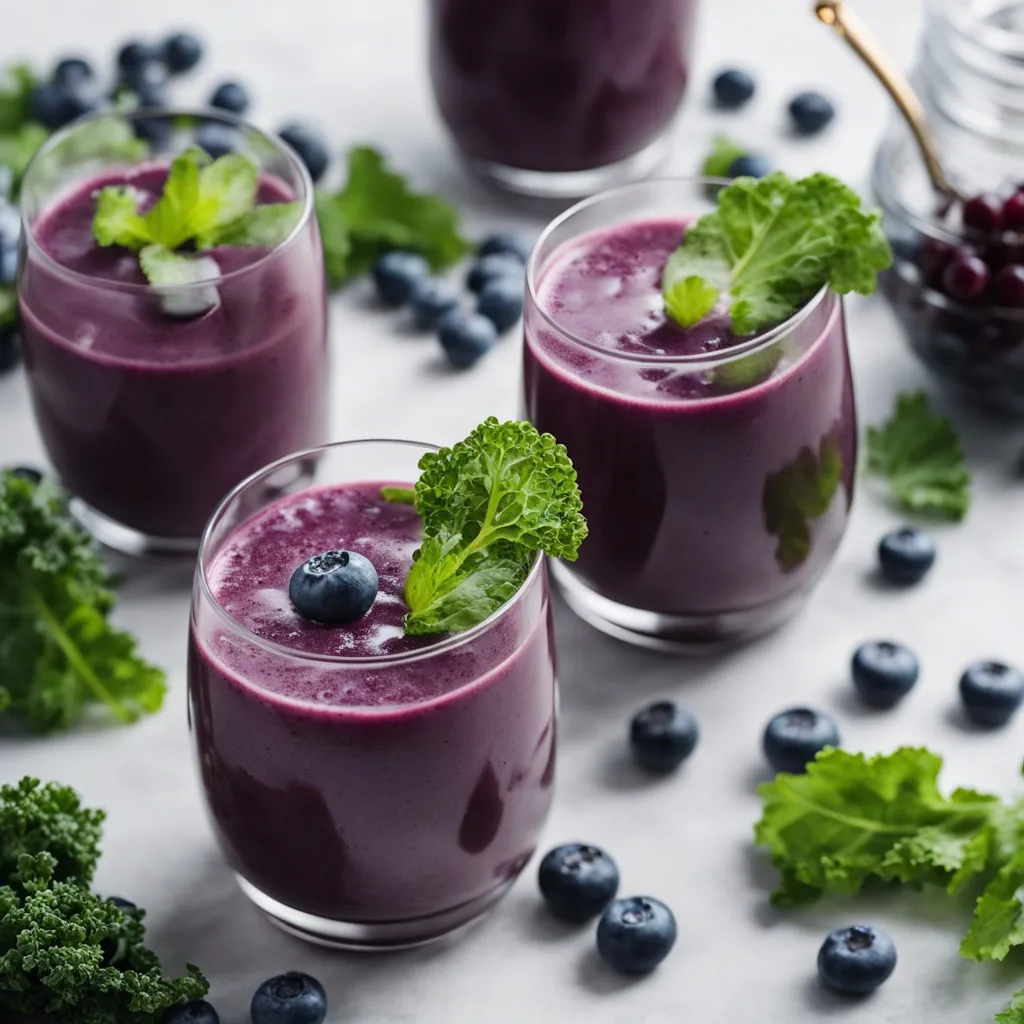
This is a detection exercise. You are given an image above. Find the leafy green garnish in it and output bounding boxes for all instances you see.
[762,436,844,571]
[315,146,469,288]
[0,283,16,327]
[402,418,587,635]
[381,485,416,505]
[866,390,971,521]
[661,172,892,334]
[0,471,166,733]
[92,147,301,285]
[755,746,1024,1022]
[701,134,747,179]
[0,63,36,134]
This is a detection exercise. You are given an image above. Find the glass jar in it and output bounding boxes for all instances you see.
[188,439,557,949]
[522,179,857,652]
[18,109,329,553]
[873,0,1024,414]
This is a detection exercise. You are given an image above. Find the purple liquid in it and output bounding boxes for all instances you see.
[188,482,556,926]
[523,218,857,638]
[19,164,328,539]
[428,0,697,173]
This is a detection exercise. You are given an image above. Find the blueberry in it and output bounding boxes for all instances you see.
[789,91,836,135]
[251,972,327,1024]
[162,33,204,74]
[409,277,460,329]
[878,527,936,584]
[437,311,497,368]
[0,205,19,287]
[629,701,699,773]
[134,78,169,109]
[134,117,173,148]
[120,59,168,94]
[728,153,772,179]
[0,326,21,374]
[31,82,95,130]
[7,466,43,485]
[852,641,919,709]
[162,1000,219,1024]
[466,253,525,293]
[278,122,330,183]
[289,550,378,625]
[596,897,677,973]
[209,81,250,115]
[116,41,162,73]
[713,68,756,109]
[763,707,840,775]
[478,231,531,264]
[538,843,619,922]
[959,661,1024,727]
[818,925,897,995]
[195,123,238,160]
[53,56,94,86]
[372,251,430,306]
[476,276,524,333]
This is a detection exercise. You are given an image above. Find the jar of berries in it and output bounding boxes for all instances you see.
[872,0,1024,414]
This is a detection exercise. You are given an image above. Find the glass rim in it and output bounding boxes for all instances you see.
[20,106,316,295]
[196,437,546,668]
[929,0,1024,60]
[524,176,833,368]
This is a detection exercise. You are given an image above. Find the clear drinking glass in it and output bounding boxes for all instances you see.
[522,179,857,650]
[18,108,328,553]
[188,440,557,950]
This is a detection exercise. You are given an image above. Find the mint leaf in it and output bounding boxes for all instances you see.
[866,391,971,521]
[0,63,37,134]
[316,146,469,287]
[664,276,719,328]
[192,153,259,246]
[210,201,303,248]
[403,418,586,635]
[762,436,844,571]
[662,172,892,334]
[142,148,205,249]
[380,486,416,504]
[92,186,152,248]
[701,134,746,179]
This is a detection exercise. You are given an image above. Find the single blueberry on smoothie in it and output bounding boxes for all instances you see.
[18,112,327,551]
[523,173,892,648]
[189,421,586,949]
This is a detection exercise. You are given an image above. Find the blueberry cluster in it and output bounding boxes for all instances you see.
[371,231,529,368]
[161,971,327,1024]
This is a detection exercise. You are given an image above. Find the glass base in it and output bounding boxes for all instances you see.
[235,875,515,951]
[551,560,806,653]
[70,498,200,557]
[464,135,671,200]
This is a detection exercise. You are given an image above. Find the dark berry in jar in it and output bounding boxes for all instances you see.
[916,237,956,284]
[993,264,1024,307]
[942,255,990,301]
[962,193,1004,234]
[1003,191,1024,232]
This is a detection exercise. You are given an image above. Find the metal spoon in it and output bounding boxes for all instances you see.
[815,0,967,202]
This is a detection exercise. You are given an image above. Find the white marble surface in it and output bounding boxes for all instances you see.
[4,0,1024,1021]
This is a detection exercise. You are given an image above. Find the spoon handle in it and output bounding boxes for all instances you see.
[815,0,964,201]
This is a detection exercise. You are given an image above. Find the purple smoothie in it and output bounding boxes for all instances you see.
[19,163,327,541]
[188,482,556,935]
[523,218,857,642]
[428,0,697,174]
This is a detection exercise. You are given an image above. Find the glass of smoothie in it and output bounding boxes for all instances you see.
[188,438,560,949]
[18,109,328,554]
[523,179,861,650]
[428,0,698,199]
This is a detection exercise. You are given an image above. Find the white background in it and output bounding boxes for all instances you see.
[4,0,1024,1021]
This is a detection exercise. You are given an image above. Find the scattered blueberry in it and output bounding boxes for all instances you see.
[478,231,531,264]
[162,33,204,74]
[289,550,378,625]
[0,207,19,288]
[538,843,620,922]
[466,252,525,293]
[729,153,772,179]
[713,68,756,109]
[0,326,21,374]
[53,56,94,86]
[959,660,1024,727]
[763,708,840,775]
[409,277,460,329]
[372,251,430,306]
[251,972,327,1024]
[162,1000,219,1024]
[119,57,169,94]
[7,466,43,484]
[476,276,524,333]
[134,77,168,109]
[818,925,897,995]
[195,122,238,159]
[789,91,836,135]
[437,311,497,368]
[31,82,95,130]
[116,41,162,73]
[134,116,173,148]
[596,897,677,974]
[878,527,936,584]
[278,122,330,184]
[852,641,919,709]
[629,701,699,773]
[209,81,250,115]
